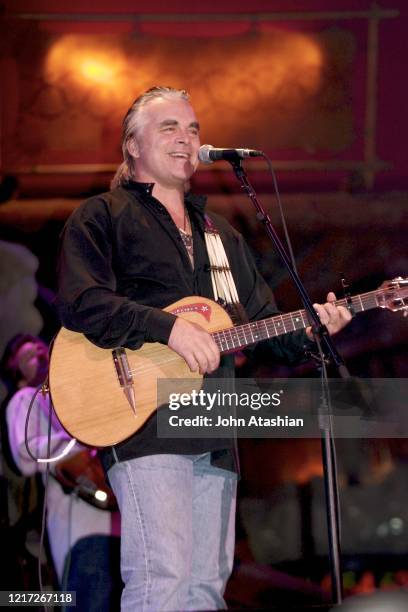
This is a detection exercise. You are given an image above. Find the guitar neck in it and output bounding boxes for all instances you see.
[212,288,382,354]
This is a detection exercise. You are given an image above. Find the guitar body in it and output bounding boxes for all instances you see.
[49,296,232,447]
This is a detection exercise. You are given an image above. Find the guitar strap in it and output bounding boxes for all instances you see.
[204,214,239,306]
[204,214,242,475]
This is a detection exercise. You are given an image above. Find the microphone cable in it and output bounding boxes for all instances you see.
[260,153,299,275]
[24,381,77,602]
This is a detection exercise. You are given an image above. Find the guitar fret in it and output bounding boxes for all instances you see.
[246,324,256,345]
[265,320,275,338]
[292,311,303,330]
[238,328,246,344]
[228,329,234,349]
[224,330,230,349]
[214,331,226,351]
[237,327,248,347]
[262,319,270,340]
[293,312,298,330]
[250,323,259,343]
[239,326,247,346]
[221,330,229,350]
[276,316,286,334]
[243,326,251,343]
[219,330,227,351]
[353,295,363,313]
[251,322,260,342]
[230,329,239,348]
[366,295,379,310]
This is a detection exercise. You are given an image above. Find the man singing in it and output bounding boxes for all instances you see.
[57,86,350,611]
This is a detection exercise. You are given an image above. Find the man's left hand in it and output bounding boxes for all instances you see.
[306,292,352,341]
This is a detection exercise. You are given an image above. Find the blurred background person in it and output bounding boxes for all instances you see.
[1,334,123,611]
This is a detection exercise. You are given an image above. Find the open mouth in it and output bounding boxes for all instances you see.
[169,152,191,160]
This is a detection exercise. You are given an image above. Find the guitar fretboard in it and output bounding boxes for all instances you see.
[212,289,381,354]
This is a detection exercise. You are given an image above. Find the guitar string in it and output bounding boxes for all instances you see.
[126,287,400,374]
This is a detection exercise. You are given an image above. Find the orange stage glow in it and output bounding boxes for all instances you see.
[45,30,323,102]
[37,29,332,154]
[45,35,130,100]
[79,59,114,84]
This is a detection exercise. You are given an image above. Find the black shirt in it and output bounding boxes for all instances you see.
[57,181,312,471]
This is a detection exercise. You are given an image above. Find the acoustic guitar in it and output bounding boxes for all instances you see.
[49,278,407,447]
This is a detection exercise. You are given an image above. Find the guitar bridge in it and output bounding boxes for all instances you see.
[112,348,137,416]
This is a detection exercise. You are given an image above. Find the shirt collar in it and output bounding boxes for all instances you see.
[122,179,207,212]
[122,180,154,197]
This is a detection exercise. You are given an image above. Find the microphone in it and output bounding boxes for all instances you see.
[198,144,263,164]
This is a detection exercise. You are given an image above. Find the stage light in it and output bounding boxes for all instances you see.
[80,59,113,84]
[45,35,127,91]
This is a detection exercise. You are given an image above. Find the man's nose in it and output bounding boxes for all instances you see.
[175,128,191,143]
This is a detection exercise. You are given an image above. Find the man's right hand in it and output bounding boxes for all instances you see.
[168,317,220,375]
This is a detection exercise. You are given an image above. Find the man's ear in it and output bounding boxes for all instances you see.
[127,137,140,159]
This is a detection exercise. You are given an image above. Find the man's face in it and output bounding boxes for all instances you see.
[130,97,200,188]
[15,340,48,387]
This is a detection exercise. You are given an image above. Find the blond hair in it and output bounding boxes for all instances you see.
[111,86,190,189]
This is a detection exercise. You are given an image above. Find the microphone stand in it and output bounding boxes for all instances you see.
[228,156,349,606]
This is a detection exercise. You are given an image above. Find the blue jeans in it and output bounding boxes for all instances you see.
[108,453,237,611]
[61,535,122,612]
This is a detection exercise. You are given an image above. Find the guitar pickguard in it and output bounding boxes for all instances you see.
[169,301,212,322]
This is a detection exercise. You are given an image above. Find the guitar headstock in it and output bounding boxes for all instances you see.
[378,277,408,315]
